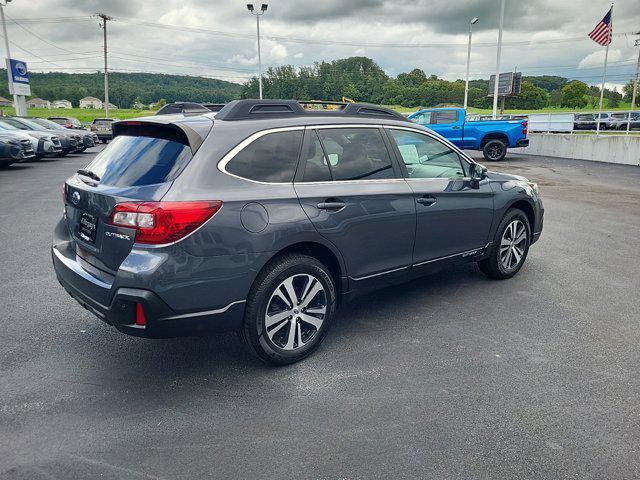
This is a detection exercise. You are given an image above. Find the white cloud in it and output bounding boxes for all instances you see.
[578,49,623,69]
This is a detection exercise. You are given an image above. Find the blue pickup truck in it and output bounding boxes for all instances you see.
[407,107,529,161]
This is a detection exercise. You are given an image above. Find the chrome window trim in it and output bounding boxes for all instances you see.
[218,123,402,185]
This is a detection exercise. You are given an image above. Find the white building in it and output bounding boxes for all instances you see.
[26,98,50,108]
[0,96,12,107]
[52,99,72,109]
[103,102,118,110]
[79,96,103,109]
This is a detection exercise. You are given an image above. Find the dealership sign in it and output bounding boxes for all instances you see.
[6,58,31,96]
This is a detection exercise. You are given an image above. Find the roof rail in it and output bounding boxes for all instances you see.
[155,102,212,116]
[215,99,409,122]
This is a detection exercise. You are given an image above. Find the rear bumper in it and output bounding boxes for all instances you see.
[52,241,246,338]
[516,138,530,148]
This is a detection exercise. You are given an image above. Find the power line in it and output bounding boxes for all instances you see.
[6,13,75,53]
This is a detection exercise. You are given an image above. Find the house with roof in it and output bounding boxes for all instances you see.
[79,96,103,109]
[103,102,118,110]
[52,99,72,109]
[0,96,12,107]
[26,98,50,108]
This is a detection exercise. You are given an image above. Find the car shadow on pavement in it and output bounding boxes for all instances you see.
[57,262,489,390]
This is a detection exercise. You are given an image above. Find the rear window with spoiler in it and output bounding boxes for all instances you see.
[82,123,193,187]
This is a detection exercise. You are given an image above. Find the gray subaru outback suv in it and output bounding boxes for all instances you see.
[52,100,544,364]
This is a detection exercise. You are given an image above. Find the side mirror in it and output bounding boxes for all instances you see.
[469,163,487,189]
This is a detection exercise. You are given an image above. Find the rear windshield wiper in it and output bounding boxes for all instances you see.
[76,169,100,182]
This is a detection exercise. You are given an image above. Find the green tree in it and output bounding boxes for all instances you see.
[561,81,590,108]
[506,81,549,109]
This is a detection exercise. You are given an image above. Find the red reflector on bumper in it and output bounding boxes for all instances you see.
[135,303,147,326]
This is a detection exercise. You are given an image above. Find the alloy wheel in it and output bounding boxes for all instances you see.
[264,274,327,350]
[488,144,504,160]
[500,219,527,271]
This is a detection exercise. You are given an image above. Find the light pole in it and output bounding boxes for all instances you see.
[247,3,267,100]
[492,0,505,119]
[463,17,479,110]
[0,0,25,116]
[627,36,639,134]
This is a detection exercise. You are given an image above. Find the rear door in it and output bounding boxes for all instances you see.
[428,110,463,147]
[294,126,416,283]
[64,121,207,273]
[385,126,494,266]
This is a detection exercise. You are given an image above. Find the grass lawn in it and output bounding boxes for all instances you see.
[0,106,156,124]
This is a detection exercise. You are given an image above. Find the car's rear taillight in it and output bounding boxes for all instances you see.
[108,201,222,245]
[65,122,72,128]
[522,120,528,135]
[90,125,97,131]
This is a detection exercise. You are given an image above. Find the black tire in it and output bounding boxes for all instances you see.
[482,139,507,162]
[0,161,13,169]
[242,253,337,365]
[478,208,531,280]
[101,139,108,144]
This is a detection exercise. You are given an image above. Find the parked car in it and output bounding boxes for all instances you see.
[574,113,597,130]
[4,117,81,156]
[156,102,211,116]
[90,118,115,143]
[0,132,36,168]
[610,112,640,130]
[48,116,84,129]
[30,117,98,152]
[0,119,62,158]
[595,112,615,130]
[408,107,529,161]
[52,99,544,365]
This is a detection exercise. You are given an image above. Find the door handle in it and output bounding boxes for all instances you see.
[416,195,437,206]
[451,125,461,130]
[317,200,346,211]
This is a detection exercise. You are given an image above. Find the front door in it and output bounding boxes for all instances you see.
[428,110,463,147]
[385,127,494,265]
[294,126,416,283]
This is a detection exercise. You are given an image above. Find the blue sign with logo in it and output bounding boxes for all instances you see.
[6,58,31,96]
[9,59,29,84]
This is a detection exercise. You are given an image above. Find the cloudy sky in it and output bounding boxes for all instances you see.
[5,0,640,89]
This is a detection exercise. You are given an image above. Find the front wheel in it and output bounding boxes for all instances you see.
[482,139,507,162]
[242,253,336,365]
[478,208,531,279]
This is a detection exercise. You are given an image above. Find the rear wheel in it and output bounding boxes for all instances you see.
[242,253,336,365]
[478,208,530,279]
[482,139,507,162]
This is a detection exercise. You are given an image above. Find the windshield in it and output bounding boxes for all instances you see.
[31,118,65,130]
[0,120,20,130]
[83,133,192,187]
[2,118,46,131]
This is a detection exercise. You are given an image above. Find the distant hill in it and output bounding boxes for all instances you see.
[0,70,242,108]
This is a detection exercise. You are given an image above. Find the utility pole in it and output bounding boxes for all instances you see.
[627,35,640,134]
[1,0,26,116]
[97,13,112,118]
[492,0,505,119]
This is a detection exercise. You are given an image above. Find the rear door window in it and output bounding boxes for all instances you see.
[225,130,303,183]
[83,128,193,187]
[299,130,332,182]
[432,110,458,124]
[316,128,395,181]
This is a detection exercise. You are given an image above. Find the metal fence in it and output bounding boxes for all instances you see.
[517,110,640,135]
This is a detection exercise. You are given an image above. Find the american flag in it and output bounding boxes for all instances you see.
[588,8,613,46]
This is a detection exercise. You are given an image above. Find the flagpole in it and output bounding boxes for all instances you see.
[596,3,613,134]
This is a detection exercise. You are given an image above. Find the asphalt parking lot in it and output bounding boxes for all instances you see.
[1,146,639,479]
